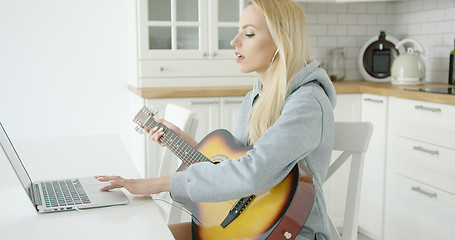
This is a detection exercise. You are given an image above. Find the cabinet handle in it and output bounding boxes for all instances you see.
[190,100,219,105]
[411,186,437,198]
[223,100,243,104]
[414,105,441,113]
[159,67,164,72]
[212,52,217,57]
[412,146,439,156]
[363,98,383,103]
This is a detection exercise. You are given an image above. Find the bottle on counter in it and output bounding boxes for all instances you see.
[450,38,455,84]
[327,47,346,82]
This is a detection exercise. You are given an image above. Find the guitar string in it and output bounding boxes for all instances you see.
[161,130,207,165]
[143,119,210,165]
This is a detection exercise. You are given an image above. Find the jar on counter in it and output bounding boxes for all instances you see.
[327,47,346,82]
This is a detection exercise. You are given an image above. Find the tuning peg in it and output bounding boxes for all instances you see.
[135,126,145,135]
[149,106,159,115]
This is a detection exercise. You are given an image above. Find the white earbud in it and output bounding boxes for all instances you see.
[270,48,280,66]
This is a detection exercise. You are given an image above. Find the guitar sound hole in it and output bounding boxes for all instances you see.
[210,155,228,164]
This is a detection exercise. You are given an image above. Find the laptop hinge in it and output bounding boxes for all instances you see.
[32,184,42,208]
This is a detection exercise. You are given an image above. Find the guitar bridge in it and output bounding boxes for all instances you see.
[220,195,255,228]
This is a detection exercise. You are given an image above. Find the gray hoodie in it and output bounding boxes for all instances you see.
[171,60,337,240]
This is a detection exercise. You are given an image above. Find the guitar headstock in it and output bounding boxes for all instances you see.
[133,107,158,134]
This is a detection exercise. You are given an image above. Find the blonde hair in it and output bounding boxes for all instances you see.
[248,0,313,144]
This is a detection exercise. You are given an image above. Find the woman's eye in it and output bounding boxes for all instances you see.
[245,33,255,37]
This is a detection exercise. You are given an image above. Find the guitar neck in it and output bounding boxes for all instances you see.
[143,117,210,166]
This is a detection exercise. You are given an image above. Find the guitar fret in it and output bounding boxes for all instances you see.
[141,116,210,166]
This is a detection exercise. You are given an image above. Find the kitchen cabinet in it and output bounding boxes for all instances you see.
[326,93,387,239]
[139,0,244,60]
[144,96,243,177]
[324,94,362,227]
[136,0,255,88]
[359,94,388,240]
[385,97,455,240]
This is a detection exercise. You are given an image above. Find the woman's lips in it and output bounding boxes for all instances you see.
[235,52,244,63]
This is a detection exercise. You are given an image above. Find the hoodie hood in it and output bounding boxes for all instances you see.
[287,60,337,108]
[252,60,337,109]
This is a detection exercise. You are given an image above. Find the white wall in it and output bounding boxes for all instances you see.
[299,0,455,83]
[0,0,135,165]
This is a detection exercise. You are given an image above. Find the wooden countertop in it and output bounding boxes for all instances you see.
[333,81,455,105]
[128,85,252,98]
[129,81,455,105]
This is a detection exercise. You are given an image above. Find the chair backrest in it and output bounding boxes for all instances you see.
[326,122,373,240]
[157,103,198,177]
[155,103,198,225]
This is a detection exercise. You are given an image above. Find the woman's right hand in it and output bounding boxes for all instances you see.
[95,175,172,195]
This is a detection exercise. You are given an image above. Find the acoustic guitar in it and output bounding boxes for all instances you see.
[133,107,315,240]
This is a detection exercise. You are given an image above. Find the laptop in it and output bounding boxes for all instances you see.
[0,122,129,213]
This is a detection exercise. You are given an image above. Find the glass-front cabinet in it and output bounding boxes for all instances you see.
[139,0,247,60]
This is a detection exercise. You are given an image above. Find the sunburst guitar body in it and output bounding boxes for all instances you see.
[134,107,315,240]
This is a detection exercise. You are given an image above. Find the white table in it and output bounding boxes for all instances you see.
[0,135,174,240]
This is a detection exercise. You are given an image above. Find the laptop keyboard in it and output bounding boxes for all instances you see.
[41,179,91,208]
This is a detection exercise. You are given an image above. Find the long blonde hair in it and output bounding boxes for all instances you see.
[248,0,313,144]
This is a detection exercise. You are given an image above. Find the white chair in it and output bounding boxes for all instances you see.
[156,103,198,178]
[154,103,198,224]
[325,122,373,240]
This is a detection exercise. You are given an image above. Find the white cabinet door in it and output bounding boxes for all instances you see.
[181,97,221,142]
[207,0,247,59]
[138,0,246,60]
[138,0,209,60]
[384,173,455,240]
[220,96,244,133]
[324,94,361,227]
[359,94,388,240]
[333,94,362,122]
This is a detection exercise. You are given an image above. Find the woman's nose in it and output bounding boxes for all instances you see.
[230,33,240,47]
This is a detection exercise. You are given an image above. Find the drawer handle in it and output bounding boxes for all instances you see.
[190,100,219,105]
[411,186,437,198]
[412,146,439,156]
[414,105,441,113]
[363,98,383,103]
[223,100,243,104]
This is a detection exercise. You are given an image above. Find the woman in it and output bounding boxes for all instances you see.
[97,0,336,239]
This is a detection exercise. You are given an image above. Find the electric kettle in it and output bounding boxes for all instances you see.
[391,38,426,85]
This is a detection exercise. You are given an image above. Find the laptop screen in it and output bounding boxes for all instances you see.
[0,122,33,194]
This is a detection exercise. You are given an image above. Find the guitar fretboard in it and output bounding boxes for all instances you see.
[143,118,211,166]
